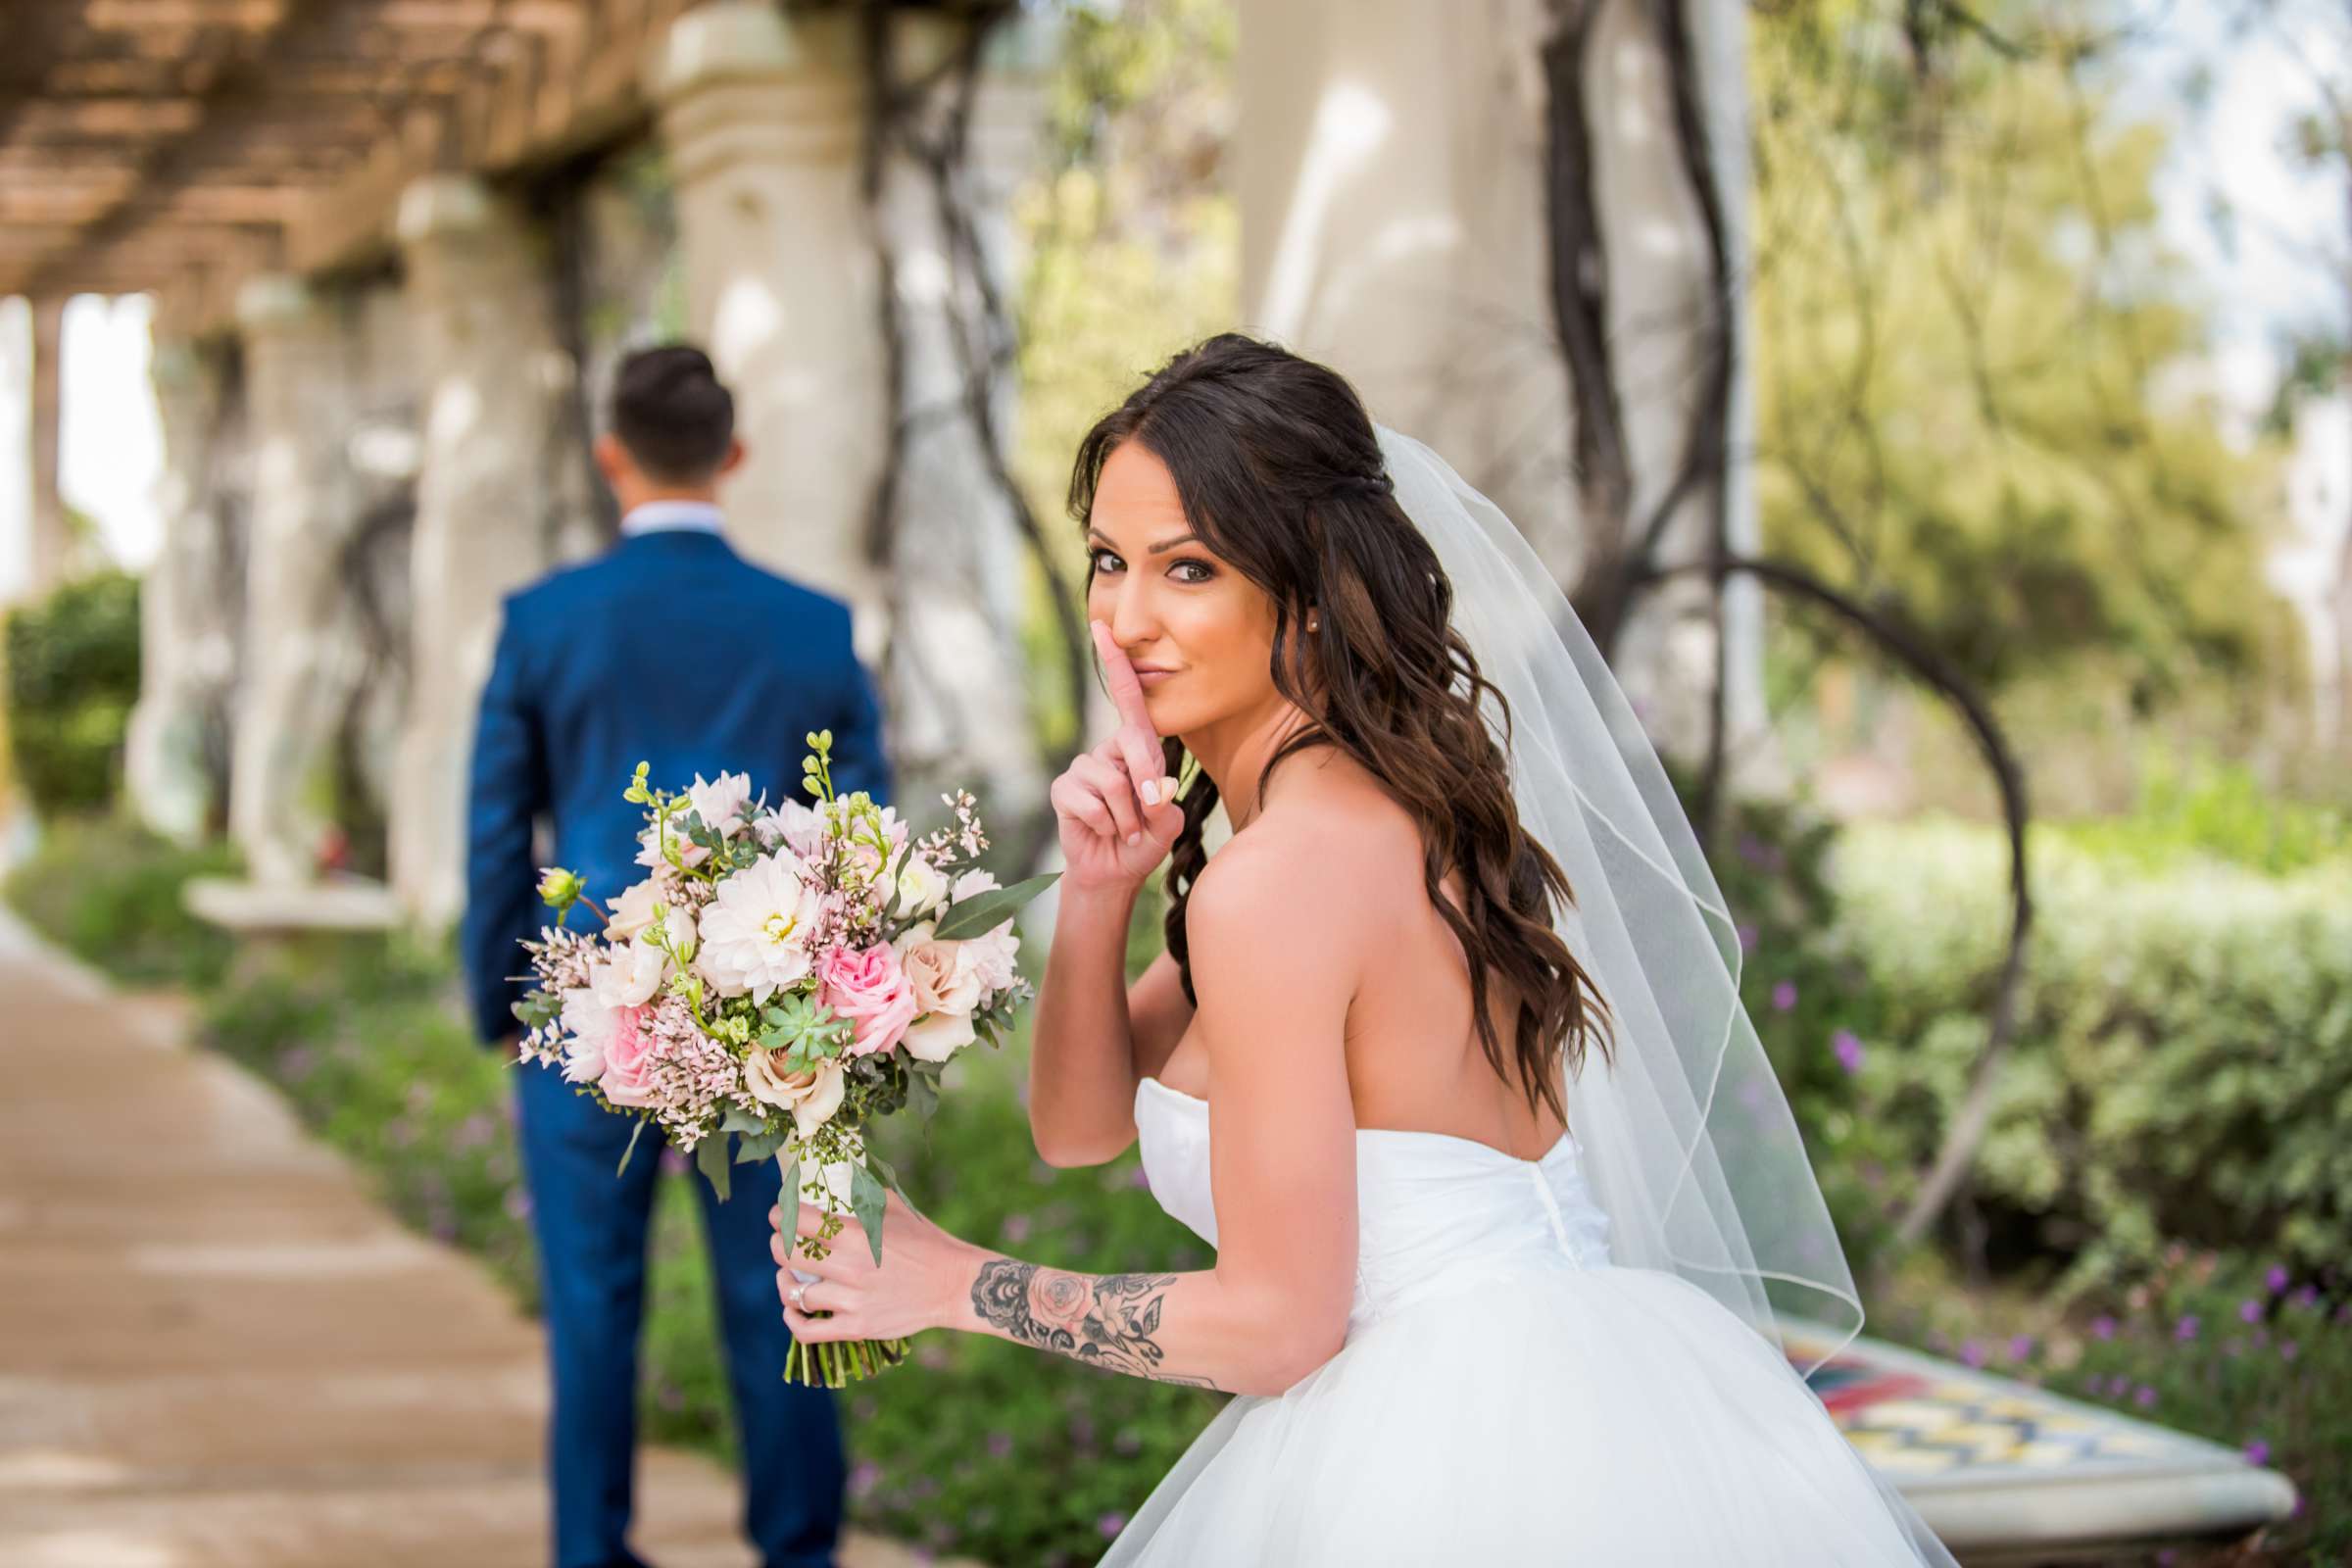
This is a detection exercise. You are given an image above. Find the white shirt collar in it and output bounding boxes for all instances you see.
[620,500,725,537]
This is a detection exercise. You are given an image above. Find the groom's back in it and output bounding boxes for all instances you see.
[513,531,883,900]
[460,342,888,1047]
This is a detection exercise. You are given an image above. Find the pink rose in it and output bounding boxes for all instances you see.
[598,1003,658,1107]
[817,942,918,1057]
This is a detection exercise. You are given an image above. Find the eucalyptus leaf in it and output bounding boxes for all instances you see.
[615,1117,649,1178]
[933,871,1062,941]
[734,1128,784,1164]
[695,1133,733,1202]
[720,1106,764,1135]
[848,1161,887,1266]
[779,1155,801,1215]
[906,1065,940,1123]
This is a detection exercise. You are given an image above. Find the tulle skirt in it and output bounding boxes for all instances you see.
[1102,1265,1954,1566]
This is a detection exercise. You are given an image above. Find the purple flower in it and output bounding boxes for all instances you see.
[2281,1341,2300,1362]
[2175,1314,2200,1343]
[2267,1265,2290,1294]
[849,1460,883,1498]
[2007,1335,2035,1362]
[1833,1030,1866,1075]
[1771,980,1798,1012]
[2292,1286,2321,1310]
[1129,1166,1153,1191]
[1098,1513,1129,1540]
[1960,1340,1986,1368]
[2134,1385,2157,1408]
[502,1186,533,1221]
[2243,1439,2271,1467]
[987,1431,1013,1459]
[2090,1314,2117,1341]
[2238,1298,2263,1325]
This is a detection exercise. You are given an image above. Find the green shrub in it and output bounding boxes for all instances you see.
[4,816,240,988]
[1832,819,2352,1290]
[2051,755,2351,874]
[5,570,141,816]
[1881,1250,2349,1566]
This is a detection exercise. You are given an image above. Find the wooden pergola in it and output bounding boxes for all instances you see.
[0,0,695,329]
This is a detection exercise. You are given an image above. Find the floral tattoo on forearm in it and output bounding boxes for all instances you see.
[970,1260,1218,1388]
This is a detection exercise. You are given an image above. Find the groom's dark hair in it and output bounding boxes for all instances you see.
[610,344,735,482]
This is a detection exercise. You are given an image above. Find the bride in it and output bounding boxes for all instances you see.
[771,334,1957,1564]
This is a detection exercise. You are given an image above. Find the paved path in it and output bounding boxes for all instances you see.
[0,910,943,1568]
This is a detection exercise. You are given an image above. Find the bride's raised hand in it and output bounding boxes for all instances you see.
[1051,620,1186,892]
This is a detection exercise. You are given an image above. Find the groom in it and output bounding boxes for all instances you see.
[462,344,889,1568]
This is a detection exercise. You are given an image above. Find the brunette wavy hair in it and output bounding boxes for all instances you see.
[1070,334,1612,1119]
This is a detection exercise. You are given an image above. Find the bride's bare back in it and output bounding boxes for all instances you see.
[1138,746,1570,1165]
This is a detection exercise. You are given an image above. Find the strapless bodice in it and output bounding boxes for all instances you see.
[1132,1076,1613,1336]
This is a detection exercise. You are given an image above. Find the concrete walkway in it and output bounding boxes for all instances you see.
[0,910,940,1568]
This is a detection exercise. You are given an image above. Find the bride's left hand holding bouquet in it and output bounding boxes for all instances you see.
[511,733,1055,1386]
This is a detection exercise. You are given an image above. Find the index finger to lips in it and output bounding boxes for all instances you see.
[1091,620,1158,740]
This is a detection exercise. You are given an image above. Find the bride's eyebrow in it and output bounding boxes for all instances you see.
[1087,527,1205,555]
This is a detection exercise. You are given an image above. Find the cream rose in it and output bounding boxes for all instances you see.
[591,941,666,1009]
[902,1007,976,1063]
[604,879,657,941]
[894,922,986,1017]
[743,1051,847,1139]
[892,853,952,918]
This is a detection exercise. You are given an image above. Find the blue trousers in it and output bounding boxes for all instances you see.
[514,1060,844,1568]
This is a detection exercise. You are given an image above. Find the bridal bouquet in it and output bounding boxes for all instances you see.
[513,733,1054,1386]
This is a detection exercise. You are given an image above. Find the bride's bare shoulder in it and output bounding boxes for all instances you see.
[1187,760,1419,940]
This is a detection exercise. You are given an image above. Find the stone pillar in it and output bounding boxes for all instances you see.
[228,275,360,886]
[125,336,229,841]
[650,0,887,646]
[28,296,68,597]
[1234,0,1770,777]
[389,174,572,928]
[870,14,1052,817]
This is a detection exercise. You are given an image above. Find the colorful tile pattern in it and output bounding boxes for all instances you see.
[1785,1325,2226,1484]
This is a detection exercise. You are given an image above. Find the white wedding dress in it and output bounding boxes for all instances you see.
[1102,1075,1955,1566]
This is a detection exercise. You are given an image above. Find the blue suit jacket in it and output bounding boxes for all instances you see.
[460,528,890,1043]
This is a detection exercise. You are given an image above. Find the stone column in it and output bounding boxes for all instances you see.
[125,336,229,842]
[228,275,360,886]
[1233,0,1770,777]
[28,296,68,597]
[650,0,887,646]
[869,13,1053,818]
[389,174,573,929]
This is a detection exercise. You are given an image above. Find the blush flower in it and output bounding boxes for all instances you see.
[687,771,755,839]
[597,1003,659,1107]
[817,942,918,1057]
